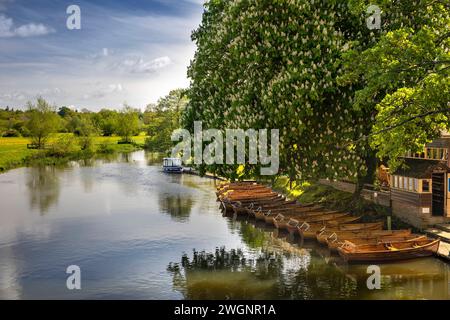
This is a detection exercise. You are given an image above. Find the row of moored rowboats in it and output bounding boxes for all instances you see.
[217,181,440,263]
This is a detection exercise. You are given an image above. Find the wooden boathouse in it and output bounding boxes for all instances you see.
[390,134,450,228]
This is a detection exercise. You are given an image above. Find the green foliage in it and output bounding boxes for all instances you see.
[46,134,78,157]
[115,105,140,143]
[2,129,21,137]
[26,97,61,148]
[183,0,449,184]
[97,141,115,154]
[144,89,188,152]
[184,0,373,182]
[57,106,75,118]
[93,109,118,136]
[339,0,450,170]
[0,107,29,137]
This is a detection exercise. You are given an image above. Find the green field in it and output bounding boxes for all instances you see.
[0,134,147,172]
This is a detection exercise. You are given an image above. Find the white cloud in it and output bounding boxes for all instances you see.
[114,56,172,74]
[88,47,111,60]
[0,91,26,101]
[0,14,54,38]
[0,87,63,105]
[0,5,201,110]
[83,83,124,100]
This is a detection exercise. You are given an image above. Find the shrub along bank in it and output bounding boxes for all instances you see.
[0,135,145,173]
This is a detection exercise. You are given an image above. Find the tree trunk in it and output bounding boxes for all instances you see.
[353,151,378,200]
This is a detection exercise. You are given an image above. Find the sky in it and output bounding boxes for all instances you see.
[0,0,204,111]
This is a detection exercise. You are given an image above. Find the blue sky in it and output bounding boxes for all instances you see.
[0,0,204,110]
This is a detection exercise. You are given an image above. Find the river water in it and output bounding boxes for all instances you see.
[0,151,449,299]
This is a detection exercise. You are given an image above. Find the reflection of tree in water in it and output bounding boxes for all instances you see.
[145,152,164,166]
[167,247,283,299]
[167,244,360,299]
[26,166,61,215]
[159,195,194,222]
[237,220,268,249]
[280,251,358,299]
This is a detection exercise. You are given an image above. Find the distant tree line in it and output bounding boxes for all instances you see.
[0,88,188,152]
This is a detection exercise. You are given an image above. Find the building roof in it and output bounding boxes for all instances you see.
[393,158,450,178]
[426,137,450,148]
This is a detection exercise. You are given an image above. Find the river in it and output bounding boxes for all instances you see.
[0,151,449,299]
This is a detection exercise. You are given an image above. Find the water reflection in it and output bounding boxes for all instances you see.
[26,166,61,214]
[167,246,361,300]
[167,247,284,299]
[146,152,164,166]
[167,216,450,300]
[159,195,194,222]
[1,150,450,299]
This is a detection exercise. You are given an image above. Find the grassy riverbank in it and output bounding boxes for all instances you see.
[272,176,414,231]
[0,135,146,173]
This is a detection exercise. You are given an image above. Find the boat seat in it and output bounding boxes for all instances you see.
[384,243,399,251]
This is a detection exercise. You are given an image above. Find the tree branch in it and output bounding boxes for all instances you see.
[349,107,450,146]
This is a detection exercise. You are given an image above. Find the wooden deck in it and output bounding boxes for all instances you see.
[425,224,450,261]
[437,242,450,261]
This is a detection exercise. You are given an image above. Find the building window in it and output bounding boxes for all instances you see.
[439,149,445,160]
[392,176,432,193]
[408,178,414,191]
[406,147,448,160]
[422,180,430,192]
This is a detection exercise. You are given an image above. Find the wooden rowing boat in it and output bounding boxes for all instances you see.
[221,193,283,207]
[216,181,262,190]
[337,239,440,263]
[253,205,313,220]
[231,197,291,215]
[217,181,261,189]
[327,234,427,252]
[216,184,268,197]
[298,221,383,240]
[219,190,275,201]
[252,205,324,220]
[216,184,265,194]
[244,200,298,217]
[264,209,343,225]
[221,194,282,212]
[284,215,363,234]
[254,207,326,221]
[273,212,350,230]
[257,204,323,214]
[316,229,411,245]
[234,196,288,208]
